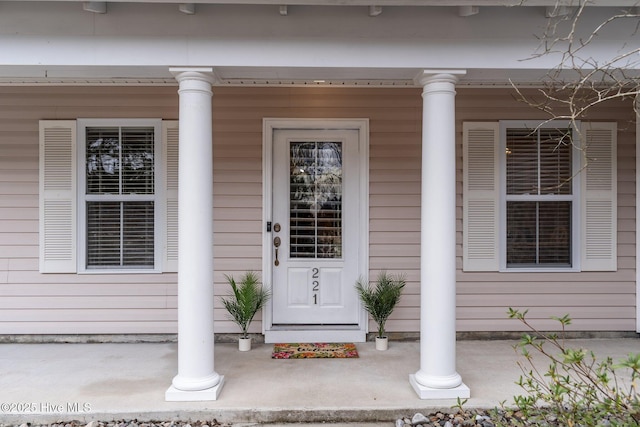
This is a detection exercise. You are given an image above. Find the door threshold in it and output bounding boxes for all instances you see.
[270,324,360,330]
[264,328,366,344]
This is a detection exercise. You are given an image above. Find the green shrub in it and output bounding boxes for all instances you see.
[491,309,640,427]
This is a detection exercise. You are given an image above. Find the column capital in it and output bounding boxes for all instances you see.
[414,69,466,88]
[170,67,217,86]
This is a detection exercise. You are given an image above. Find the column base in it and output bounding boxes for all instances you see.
[409,374,470,399]
[165,376,225,401]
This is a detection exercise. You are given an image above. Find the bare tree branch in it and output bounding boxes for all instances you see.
[513,0,640,166]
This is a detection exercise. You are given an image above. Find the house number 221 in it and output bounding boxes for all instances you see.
[312,267,319,305]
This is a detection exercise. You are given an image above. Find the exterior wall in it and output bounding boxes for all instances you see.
[212,87,425,334]
[456,89,637,332]
[0,87,180,334]
[0,85,635,335]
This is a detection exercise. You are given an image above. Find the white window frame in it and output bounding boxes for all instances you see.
[498,120,581,272]
[77,119,164,274]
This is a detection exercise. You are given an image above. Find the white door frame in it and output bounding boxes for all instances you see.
[262,118,369,343]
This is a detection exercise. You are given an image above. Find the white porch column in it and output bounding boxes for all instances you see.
[410,70,470,399]
[166,67,224,401]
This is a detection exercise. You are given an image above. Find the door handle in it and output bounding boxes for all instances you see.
[274,236,281,266]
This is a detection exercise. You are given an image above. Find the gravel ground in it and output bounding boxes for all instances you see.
[0,409,526,427]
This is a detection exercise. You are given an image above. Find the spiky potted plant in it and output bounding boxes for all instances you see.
[355,271,406,350]
[220,271,271,351]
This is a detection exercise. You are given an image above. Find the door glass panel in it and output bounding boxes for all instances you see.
[289,141,343,259]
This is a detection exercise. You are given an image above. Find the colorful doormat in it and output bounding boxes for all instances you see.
[272,342,359,359]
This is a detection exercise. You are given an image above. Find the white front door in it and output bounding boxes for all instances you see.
[263,120,369,343]
[271,128,360,326]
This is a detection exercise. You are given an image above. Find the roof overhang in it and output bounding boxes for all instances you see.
[1,1,638,87]
[6,0,639,5]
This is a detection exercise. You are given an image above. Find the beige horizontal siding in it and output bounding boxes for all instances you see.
[1,282,174,295]
[367,91,422,335]
[5,322,178,334]
[0,308,177,322]
[0,86,636,335]
[456,318,631,332]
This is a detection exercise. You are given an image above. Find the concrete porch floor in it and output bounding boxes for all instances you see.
[0,338,638,426]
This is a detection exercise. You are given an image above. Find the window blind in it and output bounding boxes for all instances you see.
[505,127,573,268]
[84,126,156,269]
[289,141,343,259]
[506,128,572,196]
